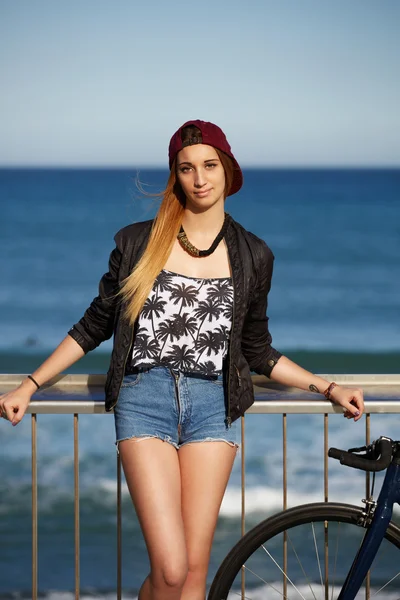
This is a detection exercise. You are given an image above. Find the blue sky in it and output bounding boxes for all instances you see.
[1,0,399,166]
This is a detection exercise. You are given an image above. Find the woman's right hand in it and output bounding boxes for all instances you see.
[0,379,36,426]
[1,337,85,427]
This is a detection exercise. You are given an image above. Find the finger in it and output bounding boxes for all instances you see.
[10,405,24,426]
[2,406,11,421]
[350,395,364,419]
[339,402,361,422]
[342,401,360,417]
[344,402,363,421]
[343,409,354,420]
[2,403,19,424]
[343,410,360,421]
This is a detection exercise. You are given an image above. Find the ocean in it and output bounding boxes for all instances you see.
[0,167,399,598]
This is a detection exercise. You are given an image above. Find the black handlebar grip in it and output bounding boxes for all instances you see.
[328,448,344,461]
[328,439,393,472]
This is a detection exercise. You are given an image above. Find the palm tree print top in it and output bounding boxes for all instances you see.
[130,269,233,375]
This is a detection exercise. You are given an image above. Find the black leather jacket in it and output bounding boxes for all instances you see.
[68,214,282,423]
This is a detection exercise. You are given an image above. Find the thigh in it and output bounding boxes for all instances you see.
[178,441,237,566]
[119,438,186,568]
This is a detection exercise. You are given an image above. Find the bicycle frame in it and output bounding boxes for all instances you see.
[338,453,400,600]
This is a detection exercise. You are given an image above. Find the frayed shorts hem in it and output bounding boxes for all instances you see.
[115,434,240,454]
[116,434,179,453]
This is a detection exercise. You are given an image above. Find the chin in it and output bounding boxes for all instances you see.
[190,193,224,210]
[191,200,222,213]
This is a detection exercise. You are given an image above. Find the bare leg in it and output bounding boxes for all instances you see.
[118,438,188,600]
[178,442,237,600]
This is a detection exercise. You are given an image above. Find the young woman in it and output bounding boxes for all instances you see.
[0,120,364,600]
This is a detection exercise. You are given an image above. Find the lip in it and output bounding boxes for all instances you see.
[194,188,212,197]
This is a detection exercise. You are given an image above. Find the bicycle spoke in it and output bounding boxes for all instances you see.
[372,570,400,596]
[312,522,324,592]
[259,544,308,599]
[287,531,319,600]
[242,565,290,598]
[330,522,340,600]
[230,588,262,600]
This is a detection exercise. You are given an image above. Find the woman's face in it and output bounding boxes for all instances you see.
[176,144,226,212]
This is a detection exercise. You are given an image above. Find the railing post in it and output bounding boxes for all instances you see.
[365,413,371,600]
[31,413,38,600]
[74,414,80,599]
[324,413,329,600]
[241,415,246,599]
[117,450,122,599]
[282,414,287,599]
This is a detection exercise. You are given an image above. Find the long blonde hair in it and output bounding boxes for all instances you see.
[120,147,234,326]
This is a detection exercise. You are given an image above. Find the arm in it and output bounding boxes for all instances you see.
[269,355,364,421]
[1,232,125,426]
[241,242,282,376]
[0,335,85,425]
[242,242,364,421]
[68,231,124,352]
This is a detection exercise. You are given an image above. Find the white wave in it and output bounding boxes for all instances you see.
[2,473,398,522]
[219,484,374,518]
[221,485,312,517]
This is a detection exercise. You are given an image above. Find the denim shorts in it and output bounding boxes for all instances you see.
[113,366,239,451]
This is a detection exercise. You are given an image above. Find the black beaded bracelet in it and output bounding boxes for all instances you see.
[27,375,40,390]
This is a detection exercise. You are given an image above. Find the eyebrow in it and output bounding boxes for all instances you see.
[178,158,220,167]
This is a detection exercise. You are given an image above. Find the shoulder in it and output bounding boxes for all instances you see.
[114,219,153,249]
[228,216,274,266]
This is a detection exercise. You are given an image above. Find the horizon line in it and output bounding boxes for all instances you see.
[1,164,399,170]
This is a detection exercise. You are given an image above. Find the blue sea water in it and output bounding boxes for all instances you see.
[0,168,399,598]
[1,168,400,357]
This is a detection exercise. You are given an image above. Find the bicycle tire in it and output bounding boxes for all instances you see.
[208,502,400,600]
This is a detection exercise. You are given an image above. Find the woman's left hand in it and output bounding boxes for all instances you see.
[329,385,364,422]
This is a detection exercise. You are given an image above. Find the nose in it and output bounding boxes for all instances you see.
[194,168,207,188]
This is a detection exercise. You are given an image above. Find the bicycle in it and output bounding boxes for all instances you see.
[208,436,400,599]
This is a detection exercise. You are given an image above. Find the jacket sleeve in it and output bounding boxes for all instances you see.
[241,242,282,377]
[67,231,124,353]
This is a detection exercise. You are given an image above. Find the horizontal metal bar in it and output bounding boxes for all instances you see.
[246,399,400,414]
[0,373,399,414]
[2,373,400,388]
[12,399,400,415]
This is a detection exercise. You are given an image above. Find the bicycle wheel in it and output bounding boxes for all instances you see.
[208,502,400,600]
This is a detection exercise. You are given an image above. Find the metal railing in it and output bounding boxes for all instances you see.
[1,373,399,599]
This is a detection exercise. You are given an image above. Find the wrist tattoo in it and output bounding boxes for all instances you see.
[309,384,319,393]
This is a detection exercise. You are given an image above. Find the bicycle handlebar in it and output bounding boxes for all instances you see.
[328,437,394,472]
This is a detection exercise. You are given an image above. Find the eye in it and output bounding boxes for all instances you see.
[179,166,192,174]
[205,163,217,169]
